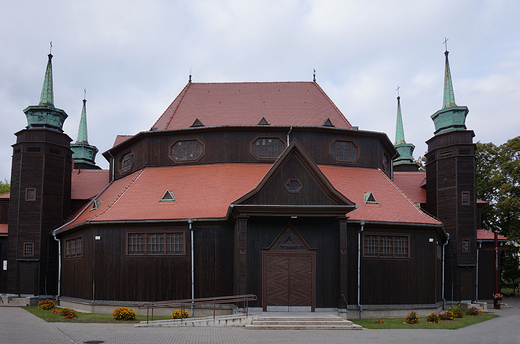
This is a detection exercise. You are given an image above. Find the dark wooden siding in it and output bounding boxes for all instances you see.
[353,224,442,305]
[61,223,234,302]
[110,128,395,180]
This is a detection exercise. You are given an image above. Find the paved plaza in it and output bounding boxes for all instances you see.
[1,299,519,344]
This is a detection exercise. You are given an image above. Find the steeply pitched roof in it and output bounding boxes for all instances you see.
[477,229,507,241]
[71,169,110,200]
[320,167,439,225]
[393,172,427,204]
[152,82,353,130]
[56,162,440,234]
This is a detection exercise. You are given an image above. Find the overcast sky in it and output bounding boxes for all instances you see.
[1,0,519,181]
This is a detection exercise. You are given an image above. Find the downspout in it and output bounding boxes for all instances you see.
[476,240,482,302]
[287,126,293,147]
[442,233,449,309]
[189,218,194,315]
[358,221,365,319]
[52,233,61,302]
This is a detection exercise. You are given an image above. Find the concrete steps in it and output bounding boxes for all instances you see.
[245,316,362,330]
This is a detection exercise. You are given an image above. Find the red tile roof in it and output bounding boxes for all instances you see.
[393,172,427,204]
[0,192,10,199]
[113,135,133,147]
[71,169,110,200]
[152,82,353,130]
[477,229,507,241]
[320,167,440,225]
[0,224,7,234]
[57,164,441,233]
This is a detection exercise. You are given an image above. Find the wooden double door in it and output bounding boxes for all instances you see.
[262,252,316,311]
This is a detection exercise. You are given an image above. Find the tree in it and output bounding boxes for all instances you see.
[476,137,520,288]
[0,178,9,194]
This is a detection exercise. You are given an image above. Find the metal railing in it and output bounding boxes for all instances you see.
[138,294,257,324]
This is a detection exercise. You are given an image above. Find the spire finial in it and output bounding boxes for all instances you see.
[395,88,405,145]
[49,41,53,55]
[313,69,316,83]
[396,85,400,98]
[443,37,449,53]
[84,88,87,100]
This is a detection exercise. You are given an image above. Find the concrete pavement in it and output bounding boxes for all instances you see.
[1,299,519,344]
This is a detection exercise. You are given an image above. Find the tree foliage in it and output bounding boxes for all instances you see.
[476,137,520,286]
[0,178,9,194]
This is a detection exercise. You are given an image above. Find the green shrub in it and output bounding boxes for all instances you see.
[404,311,419,324]
[112,307,137,321]
[38,299,55,310]
[426,313,440,323]
[172,309,190,319]
[449,304,463,318]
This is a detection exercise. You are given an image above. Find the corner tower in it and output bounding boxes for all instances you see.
[425,47,477,301]
[7,53,72,296]
[71,97,100,169]
[393,94,418,172]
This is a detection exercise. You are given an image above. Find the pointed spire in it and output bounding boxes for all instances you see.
[395,95,406,145]
[39,53,54,107]
[76,97,88,143]
[442,50,456,109]
[393,92,416,167]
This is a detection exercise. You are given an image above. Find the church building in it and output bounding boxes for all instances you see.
[0,48,503,317]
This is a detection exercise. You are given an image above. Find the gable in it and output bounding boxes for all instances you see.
[233,140,356,217]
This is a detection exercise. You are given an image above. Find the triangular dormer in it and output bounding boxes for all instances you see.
[160,190,176,202]
[232,140,356,217]
[258,117,270,125]
[323,118,334,127]
[191,118,204,127]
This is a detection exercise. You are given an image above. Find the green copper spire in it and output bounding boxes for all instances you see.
[431,47,469,135]
[23,52,68,132]
[76,99,89,143]
[395,96,406,145]
[39,54,54,106]
[442,51,456,109]
[393,95,415,166]
[71,97,99,168]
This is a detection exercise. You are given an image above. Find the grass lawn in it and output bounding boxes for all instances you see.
[23,306,172,323]
[351,312,498,329]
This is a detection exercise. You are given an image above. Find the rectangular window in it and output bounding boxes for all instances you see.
[127,232,185,255]
[461,191,470,205]
[462,238,470,253]
[25,188,36,201]
[24,242,34,257]
[363,234,410,259]
[65,237,83,258]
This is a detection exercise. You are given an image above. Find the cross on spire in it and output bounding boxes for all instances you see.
[443,37,449,52]
[396,85,400,98]
[49,41,53,55]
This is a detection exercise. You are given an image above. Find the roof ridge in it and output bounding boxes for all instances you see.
[378,169,441,225]
[88,169,145,221]
[163,83,192,130]
[312,83,353,129]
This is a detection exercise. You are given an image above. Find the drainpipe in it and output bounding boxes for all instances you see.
[442,233,449,309]
[358,221,365,319]
[189,218,194,315]
[52,232,61,302]
[476,240,482,302]
[287,126,293,147]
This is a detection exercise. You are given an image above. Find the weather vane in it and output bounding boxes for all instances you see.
[443,37,449,52]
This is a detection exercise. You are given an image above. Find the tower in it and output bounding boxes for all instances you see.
[425,48,477,301]
[7,53,72,295]
[393,94,418,171]
[70,97,100,169]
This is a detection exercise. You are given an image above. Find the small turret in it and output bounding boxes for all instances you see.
[71,97,100,169]
[393,93,418,171]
